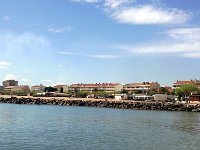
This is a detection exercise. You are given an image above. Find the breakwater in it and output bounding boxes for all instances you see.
[0,97,200,112]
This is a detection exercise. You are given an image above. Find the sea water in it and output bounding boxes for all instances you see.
[0,104,200,150]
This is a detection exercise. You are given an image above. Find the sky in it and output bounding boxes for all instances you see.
[0,0,200,86]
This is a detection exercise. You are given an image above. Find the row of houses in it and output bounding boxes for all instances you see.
[1,79,200,93]
[68,83,123,93]
[123,82,160,93]
[172,79,200,89]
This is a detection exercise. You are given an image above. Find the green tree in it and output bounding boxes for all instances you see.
[133,90,143,94]
[121,89,128,94]
[44,87,57,92]
[159,87,169,94]
[93,88,98,93]
[76,91,88,98]
[175,84,198,102]
[149,90,157,96]
[175,87,184,100]
[73,88,79,97]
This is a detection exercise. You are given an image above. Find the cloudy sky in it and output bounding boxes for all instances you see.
[0,0,200,86]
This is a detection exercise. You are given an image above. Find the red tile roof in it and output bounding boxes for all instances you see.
[124,82,157,87]
[173,80,200,85]
[70,83,120,88]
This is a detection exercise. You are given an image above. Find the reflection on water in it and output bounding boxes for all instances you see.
[0,104,200,150]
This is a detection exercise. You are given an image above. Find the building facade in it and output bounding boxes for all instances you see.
[2,80,18,87]
[189,94,200,102]
[173,79,200,89]
[4,85,30,91]
[54,85,68,93]
[31,84,46,92]
[123,82,160,93]
[69,83,123,93]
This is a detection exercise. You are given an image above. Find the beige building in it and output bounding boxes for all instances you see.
[69,83,123,93]
[4,85,30,91]
[54,85,68,93]
[123,82,160,93]
[173,79,200,89]
[4,86,16,91]
[31,84,46,92]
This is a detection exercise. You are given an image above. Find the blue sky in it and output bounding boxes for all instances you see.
[0,0,200,86]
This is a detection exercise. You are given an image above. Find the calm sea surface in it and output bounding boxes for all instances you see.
[0,104,200,150]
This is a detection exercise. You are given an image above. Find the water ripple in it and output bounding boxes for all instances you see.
[0,104,200,150]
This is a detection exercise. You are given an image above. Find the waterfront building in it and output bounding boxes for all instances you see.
[4,86,15,91]
[123,82,160,93]
[189,94,200,103]
[153,94,175,101]
[54,85,69,93]
[68,83,123,93]
[2,80,18,87]
[172,79,200,89]
[114,94,128,100]
[31,84,46,92]
[4,85,30,91]
[19,85,30,91]
[133,94,153,101]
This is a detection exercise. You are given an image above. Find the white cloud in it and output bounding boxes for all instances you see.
[41,79,52,83]
[2,16,10,21]
[181,52,200,59]
[48,26,73,33]
[112,5,190,24]
[4,73,17,80]
[0,32,54,81]
[57,51,120,59]
[56,51,120,59]
[72,0,131,6]
[122,27,200,58]
[0,61,11,69]
[129,41,200,54]
[56,51,77,55]
[0,32,50,53]
[166,28,200,40]
[104,0,132,9]
[0,32,52,64]
[90,54,119,59]
[71,0,191,25]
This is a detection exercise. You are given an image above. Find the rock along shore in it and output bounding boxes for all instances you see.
[0,96,200,112]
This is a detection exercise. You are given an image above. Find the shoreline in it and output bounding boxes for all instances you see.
[0,95,200,112]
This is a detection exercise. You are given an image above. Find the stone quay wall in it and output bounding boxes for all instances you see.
[0,97,200,112]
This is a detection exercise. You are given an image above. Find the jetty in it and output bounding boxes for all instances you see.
[0,95,200,112]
